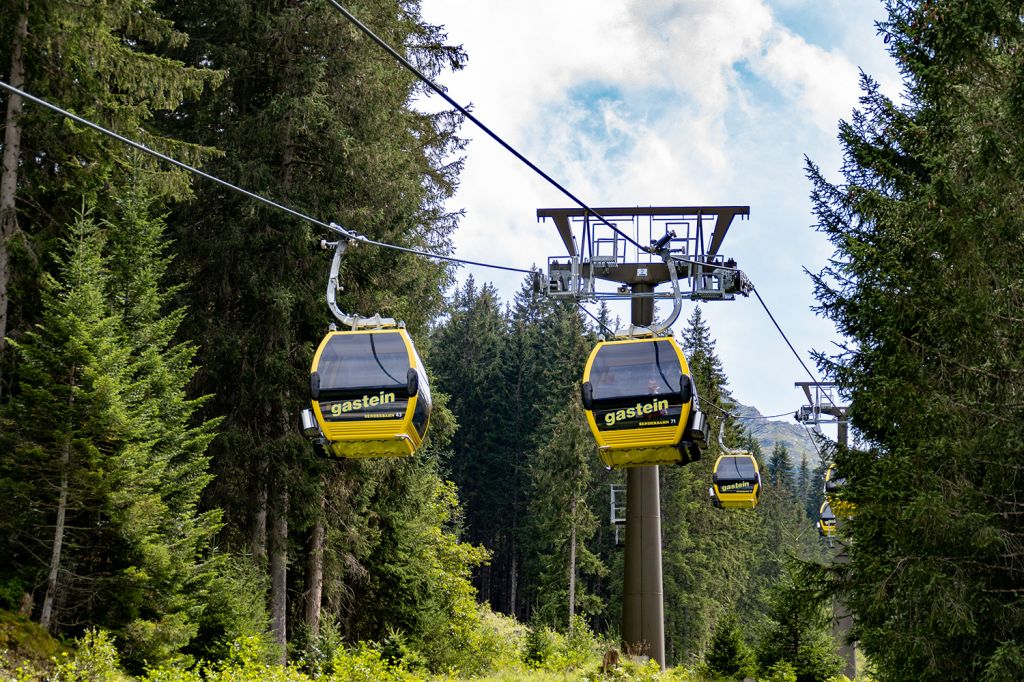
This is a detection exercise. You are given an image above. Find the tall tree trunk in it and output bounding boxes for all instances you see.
[567,497,577,630]
[304,494,325,637]
[39,438,69,630]
[270,475,288,664]
[40,369,74,630]
[268,114,296,662]
[251,457,268,562]
[509,545,518,620]
[0,1,29,383]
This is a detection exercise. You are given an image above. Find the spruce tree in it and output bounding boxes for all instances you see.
[661,306,760,663]
[705,614,755,680]
[430,278,510,604]
[497,278,549,618]
[101,185,228,667]
[528,396,607,628]
[1,205,225,669]
[807,0,1024,676]
[767,442,794,491]
[1,214,130,634]
[0,0,221,384]
[158,0,466,658]
[756,563,843,682]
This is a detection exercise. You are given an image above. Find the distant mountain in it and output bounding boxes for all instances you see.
[731,403,821,465]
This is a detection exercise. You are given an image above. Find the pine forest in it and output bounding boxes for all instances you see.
[0,1,1022,681]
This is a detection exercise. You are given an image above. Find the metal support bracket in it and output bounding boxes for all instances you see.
[322,239,400,330]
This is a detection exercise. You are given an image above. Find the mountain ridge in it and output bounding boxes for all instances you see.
[731,402,821,466]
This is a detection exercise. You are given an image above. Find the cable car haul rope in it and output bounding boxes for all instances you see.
[0,6,831,467]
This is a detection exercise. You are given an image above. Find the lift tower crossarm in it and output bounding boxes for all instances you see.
[794,381,848,422]
[537,206,751,303]
[538,206,750,258]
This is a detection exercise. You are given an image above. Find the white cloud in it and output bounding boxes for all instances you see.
[752,29,863,132]
[624,0,775,107]
[417,0,902,411]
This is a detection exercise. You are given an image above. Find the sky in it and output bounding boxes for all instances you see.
[416,0,902,432]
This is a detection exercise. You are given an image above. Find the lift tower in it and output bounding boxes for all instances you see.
[538,206,750,668]
[795,382,848,448]
[794,381,855,680]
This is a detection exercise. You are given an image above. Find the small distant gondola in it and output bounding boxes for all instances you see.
[823,463,854,517]
[709,453,762,509]
[580,336,708,468]
[818,500,836,538]
[302,328,431,458]
[823,462,846,494]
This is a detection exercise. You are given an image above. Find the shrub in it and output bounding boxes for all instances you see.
[761,660,798,682]
[52,629,130,682]
[470,607,528,674]
[292,619,346,677]
[327,644,422,682]
[524,625,564,670]
[704,615,754,679]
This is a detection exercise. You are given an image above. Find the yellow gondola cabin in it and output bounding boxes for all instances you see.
[823,462,854,517]
[709,453,762,509]
[580,336,708,468]
[818,501,836,538]
[302,328,431,458]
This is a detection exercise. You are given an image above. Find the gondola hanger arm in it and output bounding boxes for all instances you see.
[717,419,745,456]
[322,239,401,330]
[613,239,683,338]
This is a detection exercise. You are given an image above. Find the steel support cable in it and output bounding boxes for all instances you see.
[328,222,532,273]
[751,286,840,410]
[703,401,799,421]
[800,421,824,459]
[0,80,334,232]
[1,82,839,402]
[324,0,649,254]
[0,79,532,276]
[575,301,617,338]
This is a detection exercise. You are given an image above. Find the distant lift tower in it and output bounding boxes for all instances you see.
[793,381,855,680]
[794,381,849,446]
[538,206,751,668]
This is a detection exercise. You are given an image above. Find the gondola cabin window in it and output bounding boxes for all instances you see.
[590,340,684,432]
[316,332,410,421]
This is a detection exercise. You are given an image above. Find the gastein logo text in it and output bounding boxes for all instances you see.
[603,398,670,427]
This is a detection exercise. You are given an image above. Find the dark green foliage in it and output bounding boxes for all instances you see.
[429,278,514,610]
[528,397,607,628]
[0,0,222,388]
[0,207,225,670]
[153,0,472,664]
[339,458,489,672]
[430,277,598,621]
[662,308,765,662]
[756,563,843,682]
[1,214,132,628]
[766,443,794,491]
[808,0,1024,677]
[705,614,754,679]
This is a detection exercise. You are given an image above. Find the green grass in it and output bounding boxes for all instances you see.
[0,610,65,677]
